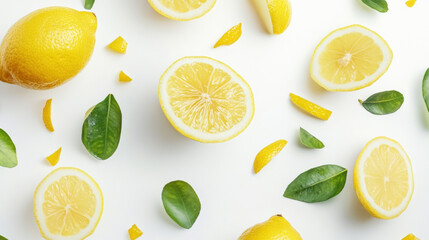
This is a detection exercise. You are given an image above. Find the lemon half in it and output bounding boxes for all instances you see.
[311,25,392,91]
[354,137,414,219]
[34,167,103,240]
[158,56,254,143]
[148,0,216,21]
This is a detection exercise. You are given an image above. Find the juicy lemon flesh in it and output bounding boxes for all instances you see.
[158,0,208,12]
[43,175,96,236]
[318,32,383,84]
[364,144,409,211]
[167,62,247,134]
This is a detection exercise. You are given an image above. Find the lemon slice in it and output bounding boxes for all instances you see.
[289,93,332,120]
[311,25,393,91]
[254,140,287,173]
[252,0,292,34]
[34,167,103,240]
[148,0,216,21]
[354,137,414,219]
[158,56,254,143]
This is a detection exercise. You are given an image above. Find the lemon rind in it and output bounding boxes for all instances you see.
[353,137,414,219]
[311,25,393,92]
[158,56,255,143]
[34,167,103,240]
[147,0,216,21]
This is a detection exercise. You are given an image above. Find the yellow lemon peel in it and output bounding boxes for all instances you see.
[403,234,420,240]
[289,93,332,120]
[214,23,242,48]
[239,214,302,240]
[128,224,143,240]
[108,36,128,54]
[406,0,416,7]
[119,71,132,82]
[43,99,54,132]
[46,147,62,166]
[254,140,287,173]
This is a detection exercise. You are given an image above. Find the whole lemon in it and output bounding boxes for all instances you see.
[239,214,302,240]
[0,7,97,90]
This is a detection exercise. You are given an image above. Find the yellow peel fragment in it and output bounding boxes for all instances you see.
[43,99,54,132]
[402,234,420,240]
[128,224,143,240]
[254,140,287,173]
[46,147,62,166]
[289,93,332,120]
[119,71,132,82]
[406,0,416,7]
[108,36,128,54]
[214,23,242,48]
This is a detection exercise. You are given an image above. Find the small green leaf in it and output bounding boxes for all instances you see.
[0,234,8,240]
[359,90,404,115]
[299,127,324,149]
[84,0,95,10]
[0,128,17,168]
[284,164,347,203]
[162,180,201,229]
[422,68,429,112]
[361,0,388,13]
[82,94,122,160]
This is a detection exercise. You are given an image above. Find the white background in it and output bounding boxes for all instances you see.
[0,0,428,239]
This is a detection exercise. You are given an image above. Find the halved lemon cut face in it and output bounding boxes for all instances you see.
[354,137,414,219]
[148,0,216,21]
[159,56,254,143]
[311,25,393,91]
[34,167,103,240]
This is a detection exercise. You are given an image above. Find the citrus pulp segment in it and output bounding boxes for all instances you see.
[34,167,103,240]
[354,137,414,219]
[311,25,392,91]
[148,0,216,21]
[158,56,254,143]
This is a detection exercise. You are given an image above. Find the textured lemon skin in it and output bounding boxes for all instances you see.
[353,137,414,219]
[310,25,392,92]
[402,233,420,240]
[0,7,97,90]
[214,23,242,48]
[239,215,302,240]
[289,93,331,120]
[268,0,292,34]
[33,167,103,240]
[254,140,287,173]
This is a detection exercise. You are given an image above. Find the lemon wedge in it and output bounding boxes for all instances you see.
[108,36,127,54]
[46,147,62,166]
[34,167,103,240]
[254,140,287,173]
[128,224,143,240]
[119,71,132,82]
[289,93,332,120]
[311,25,392,91]
[252,0,292,34]
[354,137,414,219]
[43,99,54,132]
[148,0,216,21]
[158,56,254,143]
[214,23,242,48]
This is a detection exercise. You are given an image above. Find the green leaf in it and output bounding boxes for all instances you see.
[0,128,17,168]
[361,0,388,13]
[359,90,404,115]
[162,180,201,229]
[299,127,324,149]
[284,164,347,203]
[422,68,429,112]
[84,0,95,10]
[0,234,8,240]
[82,94,122,160]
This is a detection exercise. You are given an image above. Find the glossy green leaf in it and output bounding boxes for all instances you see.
[0,128,17,168]
[299,127,324,149]
[0,235,7,240]
[284,164,347,203]
[82,94,122,160]
[359,90,404,115]
[162,180,201,229]
[84,0,95,10]
[361,0,388,12]
[422,68,429,112]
